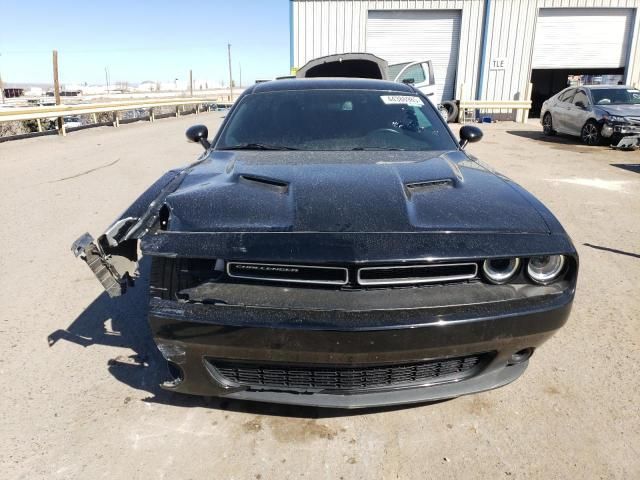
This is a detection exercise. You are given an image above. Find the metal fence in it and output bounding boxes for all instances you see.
[0,97,233,136]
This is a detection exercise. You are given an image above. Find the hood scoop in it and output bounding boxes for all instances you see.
[405,179,454,198]
[239,174,289,194]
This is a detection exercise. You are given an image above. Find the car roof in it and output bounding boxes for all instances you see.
[246,77,415,94]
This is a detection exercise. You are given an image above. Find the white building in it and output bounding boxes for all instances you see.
[291,0,640,116]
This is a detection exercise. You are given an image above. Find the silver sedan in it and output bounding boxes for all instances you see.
[540,85,640,146]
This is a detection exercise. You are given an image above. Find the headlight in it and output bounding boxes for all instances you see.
[482,258,520,284]
[605,115,627,123]
[527,255,565,284]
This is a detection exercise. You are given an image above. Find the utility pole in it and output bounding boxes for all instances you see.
[189,69,193,97]
[105,67,110,91]
[239,63,242,88]
[52,50,64,134]
[0,52,5,104]
[227,43,233,101]
[0,71,5,104]
[53,50,61,105]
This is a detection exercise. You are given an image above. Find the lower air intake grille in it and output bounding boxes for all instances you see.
[208,354,489,392]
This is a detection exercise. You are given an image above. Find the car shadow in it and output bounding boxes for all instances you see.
[505,129,617,151]
[49,257,452,418]
[506,129,578,144]
[610,163,640,174]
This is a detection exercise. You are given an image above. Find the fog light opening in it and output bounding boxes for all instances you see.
[162,361,184,388]
[509,348,534,365]
[156,343,186,364]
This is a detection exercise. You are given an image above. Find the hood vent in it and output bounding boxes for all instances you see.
[239,174,289,193]
[405,179,454,198]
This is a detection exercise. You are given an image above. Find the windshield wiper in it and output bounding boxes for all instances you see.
[223,143,299,151]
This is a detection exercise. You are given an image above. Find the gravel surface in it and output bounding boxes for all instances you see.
[1,114,638,479]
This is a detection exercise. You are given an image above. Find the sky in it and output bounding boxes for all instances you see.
[0,0,290,87]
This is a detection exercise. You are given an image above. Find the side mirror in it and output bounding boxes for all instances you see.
[575,101,586,109]
[186,124,210,150]
[459,125,483,149]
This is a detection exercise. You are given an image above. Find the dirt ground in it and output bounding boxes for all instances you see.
[1,113,639,479]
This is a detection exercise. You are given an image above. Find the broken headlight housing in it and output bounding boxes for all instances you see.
[604,114,627,124]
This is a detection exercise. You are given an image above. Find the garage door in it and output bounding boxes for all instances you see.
[532,8,634,69]
[366,10,461,105]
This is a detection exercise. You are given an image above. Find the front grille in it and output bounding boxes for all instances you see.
[208,354,489,392]
[224,261,478,288]
[357,263,478,286]
[227,262,348,286]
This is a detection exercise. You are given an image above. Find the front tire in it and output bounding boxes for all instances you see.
[437,103,449,122]
[542,113,555,136]
[581,120,602,146]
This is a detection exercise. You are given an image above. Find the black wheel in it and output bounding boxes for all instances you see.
[441,101,459,123]
[581,120,602,146]
[542,113,555,136]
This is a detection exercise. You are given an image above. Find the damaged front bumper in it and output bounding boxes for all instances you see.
[601,122,640,149]
[148,287,573,408]
[601,123,640,138]
[71,226,138,297]
[70,168,191,297]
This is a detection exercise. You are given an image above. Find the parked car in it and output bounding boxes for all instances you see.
[73,78,577,408]
[62,116,82,129]
[541,85,640,147]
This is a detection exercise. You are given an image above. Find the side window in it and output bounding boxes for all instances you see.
[573,91,589,107]
[388,63,409,79]
[397,64,426,84]
[558,89,575,103]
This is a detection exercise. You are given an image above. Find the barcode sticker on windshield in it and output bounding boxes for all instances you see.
[380,95,424,106]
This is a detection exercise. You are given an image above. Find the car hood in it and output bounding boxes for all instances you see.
[597,104,640,117]
[296,52,389,80]
[163,150,550,234]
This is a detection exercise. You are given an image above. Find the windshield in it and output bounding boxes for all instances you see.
[591,88,640,105]
[215,90,456,151]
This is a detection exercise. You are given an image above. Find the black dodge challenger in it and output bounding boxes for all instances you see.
[73,78,578,408]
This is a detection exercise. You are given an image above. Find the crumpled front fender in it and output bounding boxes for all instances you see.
[71,168,188,297]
